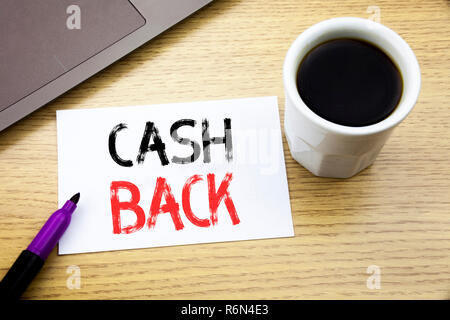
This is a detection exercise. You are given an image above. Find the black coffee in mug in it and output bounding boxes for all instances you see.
[296,38,403,127]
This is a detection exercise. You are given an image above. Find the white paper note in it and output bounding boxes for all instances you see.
[57,96,293,254]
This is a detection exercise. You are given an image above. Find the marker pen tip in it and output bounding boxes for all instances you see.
[70,193,80,205]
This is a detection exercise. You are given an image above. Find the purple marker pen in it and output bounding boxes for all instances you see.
[0,193,80,299]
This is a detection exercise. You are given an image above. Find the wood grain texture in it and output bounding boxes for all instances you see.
[0,0,449,299]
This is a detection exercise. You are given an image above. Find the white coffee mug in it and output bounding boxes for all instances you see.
[283,17,421,178]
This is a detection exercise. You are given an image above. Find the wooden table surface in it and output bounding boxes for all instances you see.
[0,0,449,299]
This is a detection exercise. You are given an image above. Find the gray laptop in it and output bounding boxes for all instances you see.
[0,0,213,131]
